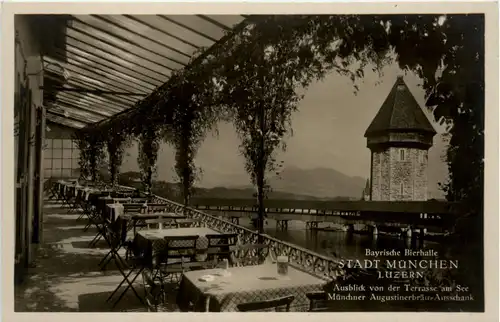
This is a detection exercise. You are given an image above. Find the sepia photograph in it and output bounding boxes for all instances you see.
[3,2,498,319]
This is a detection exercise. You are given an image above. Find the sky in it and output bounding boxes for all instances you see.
[120,62,449,194]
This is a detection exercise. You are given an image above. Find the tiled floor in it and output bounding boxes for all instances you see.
[14,196,179,312]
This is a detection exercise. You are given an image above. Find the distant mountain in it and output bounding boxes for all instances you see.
[117,170,355,201]
[269,166,366,199]
[225,166,366,199]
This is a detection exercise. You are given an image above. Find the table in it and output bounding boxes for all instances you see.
[177,264,326,312]
[136,227,220,254]
[106,203,125,222]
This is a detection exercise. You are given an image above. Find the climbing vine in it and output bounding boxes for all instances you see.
[72,131,90,181]
[137,126,161,195]
[104,126,131,187]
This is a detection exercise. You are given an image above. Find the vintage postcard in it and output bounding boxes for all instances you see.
[1,1,498,322]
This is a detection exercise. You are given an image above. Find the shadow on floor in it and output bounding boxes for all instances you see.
[78,287,147,312]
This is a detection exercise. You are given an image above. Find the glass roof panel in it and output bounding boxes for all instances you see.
[56,92,125,114]
[161,15,227,41]
[48,104,104,123]
[40,14,247,129]
[131,15,214,49]
[66,29,173,78]
[200,15,246,29]
[77,15,192,67]
[68,19,181,74]
[46,113,87,129]
[49,98,114,118]
[59,51,157,92]
[44,56,151,95]
[65,40,167,83]
[56,89,132,111]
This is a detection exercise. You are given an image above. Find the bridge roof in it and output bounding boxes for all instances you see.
[191,198,459,215]
[364,76,437,137]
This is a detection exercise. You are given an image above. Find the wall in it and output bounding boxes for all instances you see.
[14,15,45,276]
[370,146,429,201]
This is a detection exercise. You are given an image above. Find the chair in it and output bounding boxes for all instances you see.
[176,218,201,228]
[160,235,199,271]
[123,203,147,214]
[206,233,239,264]
[143,235,199,308]
[237,295,295,312]
[232,244,269,267]
[306,291,329,312]
[106,234,150,308]
[98,218,129,271]
[144,218,178,230]
[146,204,172,213]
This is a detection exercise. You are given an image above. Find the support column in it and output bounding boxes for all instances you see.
[406,226,413,238]
[276,220,289,231]
[306,221,319,230]
[372,225,378,236]
[32,105,45,245]
[419,228,427,241]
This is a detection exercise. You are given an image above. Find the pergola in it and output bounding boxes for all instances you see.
[14,14,250,278]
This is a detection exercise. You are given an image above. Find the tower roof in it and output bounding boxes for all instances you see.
[364,76,437,137]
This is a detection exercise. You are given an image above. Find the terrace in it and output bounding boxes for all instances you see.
[14,184,346,312]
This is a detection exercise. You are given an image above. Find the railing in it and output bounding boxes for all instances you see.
[149,194,344,282]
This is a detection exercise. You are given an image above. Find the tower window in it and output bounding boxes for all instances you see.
[400,182,404,196]
[399,149,405,161]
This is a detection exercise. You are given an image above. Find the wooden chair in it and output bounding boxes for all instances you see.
[306,291,329,312]
[123,203,147,214]
[156,235,200,284]
[237,295,295,312]
[146,204,172,213]
[232,244,269,267]
[176,218,202,228]
[206,233,239,264]
[145,218,178,229]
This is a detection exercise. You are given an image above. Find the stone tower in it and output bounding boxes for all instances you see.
[365,76,436,201]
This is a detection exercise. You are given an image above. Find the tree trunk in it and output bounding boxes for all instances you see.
[257,102,266,243]
[145,166,153,195]
[183,182,190,215]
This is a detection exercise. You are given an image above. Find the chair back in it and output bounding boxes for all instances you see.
[146,204,172,213]
[206,233,238,262]
[123,203,147,214]
[176,218,201,228]
[237,295,295,312]
[162,235,199,263]
[306,291,329,312]
[233,243,269,266]
[144,218,178,229]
